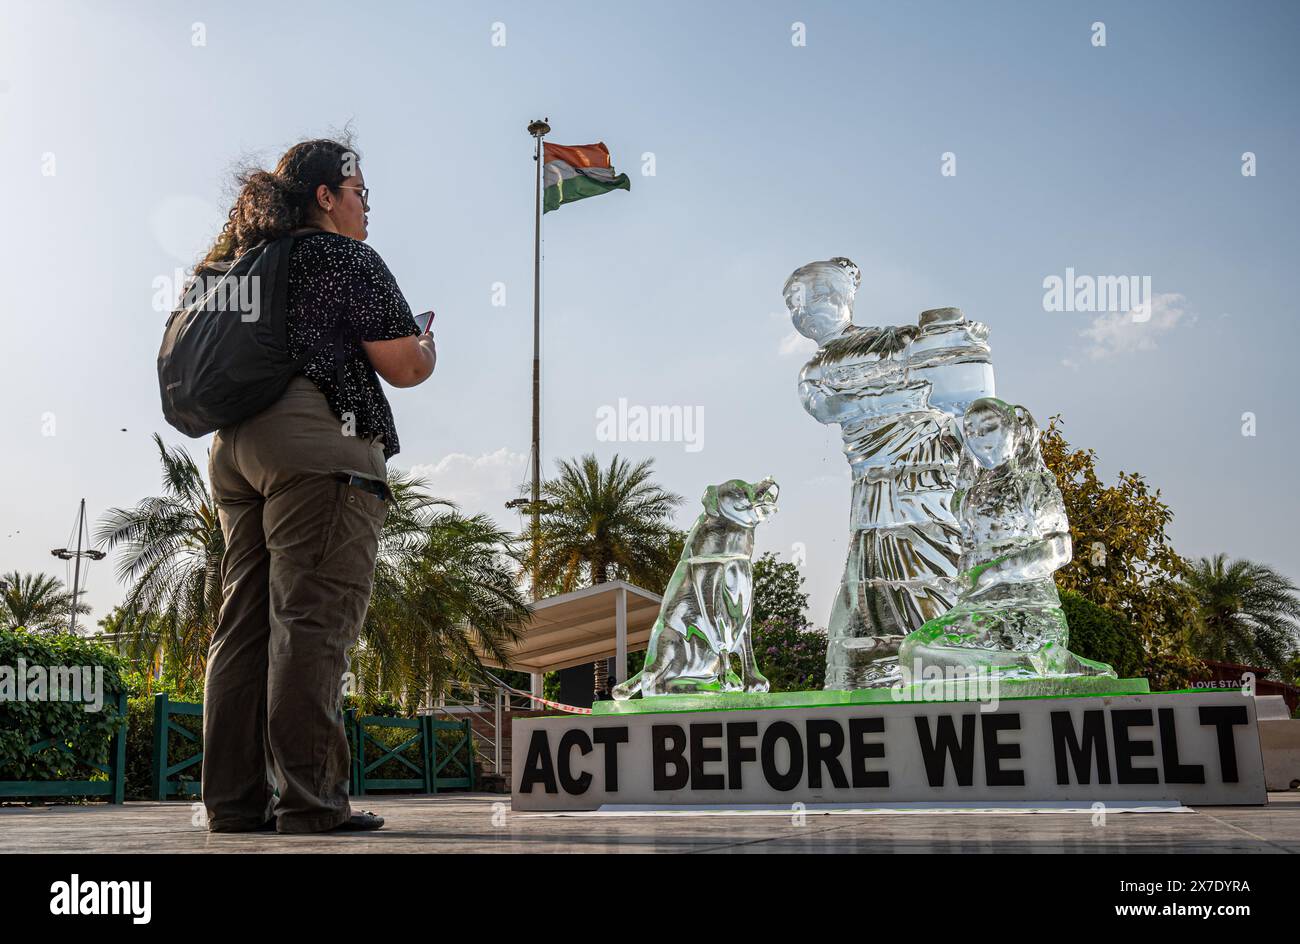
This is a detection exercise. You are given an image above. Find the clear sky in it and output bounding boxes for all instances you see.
[2,0,1298,632]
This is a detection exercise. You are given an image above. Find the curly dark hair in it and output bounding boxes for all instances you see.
[198,136,358,271]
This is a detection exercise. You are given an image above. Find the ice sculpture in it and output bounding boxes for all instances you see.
[612,477,778,699]
[898,398,1115,681]
[786,258,995,689]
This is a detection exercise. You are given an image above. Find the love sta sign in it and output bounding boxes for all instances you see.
[510,691,1266,810]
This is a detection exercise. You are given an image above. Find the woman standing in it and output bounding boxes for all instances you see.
[197,138,435,833]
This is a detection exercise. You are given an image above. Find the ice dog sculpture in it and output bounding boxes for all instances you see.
[612,477,778,699]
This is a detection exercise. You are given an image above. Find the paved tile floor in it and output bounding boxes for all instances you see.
[2,792,1297,853]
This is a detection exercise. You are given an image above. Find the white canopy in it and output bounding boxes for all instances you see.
[480,580,662,691]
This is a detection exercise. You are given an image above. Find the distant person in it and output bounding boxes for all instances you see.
[196,137,435,833]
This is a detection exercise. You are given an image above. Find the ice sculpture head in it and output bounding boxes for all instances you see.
[703,477,779,528]
[784,257,859,344]
[962,397,1041,471]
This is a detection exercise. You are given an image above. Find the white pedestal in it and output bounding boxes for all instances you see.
[512,689,1267,810]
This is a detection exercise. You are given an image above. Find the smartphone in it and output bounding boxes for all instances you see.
[417,309,436,334]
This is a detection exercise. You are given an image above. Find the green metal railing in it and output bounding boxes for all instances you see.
[152,693,203,800]
[0,691,128,804]
[426,716,475,791]
[348,711,475,795]
[2,695,474,804]
[150,704,475,798]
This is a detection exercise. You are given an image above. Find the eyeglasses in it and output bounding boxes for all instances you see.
[336,185,369,205]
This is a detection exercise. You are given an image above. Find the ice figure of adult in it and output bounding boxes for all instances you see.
[898,398,1115,681]
[785,258,995,689]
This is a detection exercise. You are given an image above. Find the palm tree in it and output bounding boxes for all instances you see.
[525,453,684,596]
[353,470,530,710]
[522,454,684,699]
[1184,554,1300,675]
[95,434,224,682]
[97,439,529,701]
[0,571,88,633]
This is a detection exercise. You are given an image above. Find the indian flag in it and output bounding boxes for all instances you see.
[543,142,630,213]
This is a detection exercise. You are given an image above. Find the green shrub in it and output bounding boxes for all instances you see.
[123,672,205,801]
[0,628,128,788]
[1060,589,1146,678]
[754,617,827,692]
[351,717,426,783]
[430,723,474,781]
[344,690,402,718]
[347,692,414,784]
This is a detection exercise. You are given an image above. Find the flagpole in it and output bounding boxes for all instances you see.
[527,118,550,601]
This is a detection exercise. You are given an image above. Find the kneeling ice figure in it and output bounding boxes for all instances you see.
[613,478,778,699]
[898,398,1115,681]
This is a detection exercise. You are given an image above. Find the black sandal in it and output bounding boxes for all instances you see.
[329,809,385,831]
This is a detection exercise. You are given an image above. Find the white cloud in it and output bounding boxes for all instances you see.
[403,447,528,518]
[1080,292,1191,359]
[769,306,817,358]
[779,328,816,357]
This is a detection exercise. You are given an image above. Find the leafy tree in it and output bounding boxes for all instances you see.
[95,605,169,682]
[0,572,87,633]
[1285,654,1300,688]
[1183,554,1300,677]
[522,454,683,699]
[750,552,825,690]
[1041,417,1205,689]
[752,551,812,627]
[355,472,531,711]
[525,454,683,595]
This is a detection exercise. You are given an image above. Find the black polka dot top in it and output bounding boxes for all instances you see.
[285,233,420,460]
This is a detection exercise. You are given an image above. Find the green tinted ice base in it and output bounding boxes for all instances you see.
[591,677,1152,715]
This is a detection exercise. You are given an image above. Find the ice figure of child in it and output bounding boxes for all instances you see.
[898,397,1116,681]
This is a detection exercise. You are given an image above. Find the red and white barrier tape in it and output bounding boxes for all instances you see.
[475,669,596,715]
[513,691,593,714]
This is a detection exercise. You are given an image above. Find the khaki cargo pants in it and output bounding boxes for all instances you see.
[202,376,389,833]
